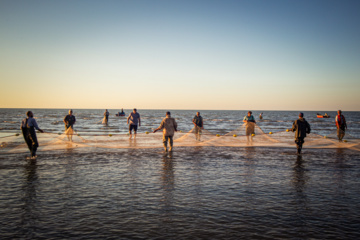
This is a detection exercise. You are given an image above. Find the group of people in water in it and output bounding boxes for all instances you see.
[20,109,348,158]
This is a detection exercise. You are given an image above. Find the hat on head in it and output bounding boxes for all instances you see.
[299,112,304,117]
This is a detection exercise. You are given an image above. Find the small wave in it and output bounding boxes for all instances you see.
[3,121,17,124]
[51,121,62,125]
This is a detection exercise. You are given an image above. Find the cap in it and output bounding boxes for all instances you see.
[299,112,304,117]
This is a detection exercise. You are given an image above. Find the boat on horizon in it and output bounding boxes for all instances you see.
[317,113,330,118]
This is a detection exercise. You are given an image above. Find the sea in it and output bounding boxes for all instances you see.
[0,108,360,239]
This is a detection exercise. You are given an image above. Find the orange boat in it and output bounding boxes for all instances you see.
[317,113,330,118]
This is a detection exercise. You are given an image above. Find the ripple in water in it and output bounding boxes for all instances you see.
[0,147,360,239]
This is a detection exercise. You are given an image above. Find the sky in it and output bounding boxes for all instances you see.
[0,0,359,111]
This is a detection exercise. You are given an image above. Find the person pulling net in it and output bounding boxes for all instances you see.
[243,111,256,143]
[1,110,360,155]
[102,109,109,125]
[63,109,76,142]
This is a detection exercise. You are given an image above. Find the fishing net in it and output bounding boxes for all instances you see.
[1,123,359,154]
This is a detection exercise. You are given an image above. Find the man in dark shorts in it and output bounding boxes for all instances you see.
[291,112,311,155]
[127,108,141,139]
[192,112,204,141]
[21,111,44,159]
[64,109,76,141]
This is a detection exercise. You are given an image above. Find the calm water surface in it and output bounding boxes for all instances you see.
[1,147,360,239]
[1,109,360,138]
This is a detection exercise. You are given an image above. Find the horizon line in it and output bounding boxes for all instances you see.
[0,107,357,112]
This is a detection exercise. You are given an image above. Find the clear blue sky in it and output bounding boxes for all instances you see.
[1,0,359,110]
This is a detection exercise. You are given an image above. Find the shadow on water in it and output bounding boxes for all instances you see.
[291,155,310,238]
[160,153,175,230]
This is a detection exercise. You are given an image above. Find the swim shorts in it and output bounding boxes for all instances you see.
[129,124,138,132]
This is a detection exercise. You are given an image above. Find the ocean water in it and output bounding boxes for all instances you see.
[1,108,360,138]
[1,109,360,239]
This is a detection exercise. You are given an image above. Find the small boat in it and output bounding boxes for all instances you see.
[116,112,125,117]
[317,113,330,118]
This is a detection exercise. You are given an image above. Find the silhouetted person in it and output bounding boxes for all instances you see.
[335,110,347,141]
[64,109,76,141]
[192,112,204,141]
[21,112,33,153]
[21,111,43,158]
[291,112,311,154]
[103,109,109,125]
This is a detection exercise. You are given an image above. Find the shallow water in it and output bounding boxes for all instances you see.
[1,147,360,239]
[1,108,360,138]
[1,109,360,239]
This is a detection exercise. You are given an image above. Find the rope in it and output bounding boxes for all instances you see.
[0,133,22,139]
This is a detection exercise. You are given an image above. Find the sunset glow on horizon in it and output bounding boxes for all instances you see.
[1,0,359,111]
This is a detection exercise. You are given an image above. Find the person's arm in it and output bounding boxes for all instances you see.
[153,120,164,133]
[153,126,160,133]
[64,116,67,124]
[138,115,141,127]
[32,119,44,133]
[174,119,178,132]
[193,118,196,126]
[127,115,130,125]
[306,121,311,134]
[335,116,339,128]
[243,116,248,123]
[20,119,25,129]
[291,121,297,132]
[344,116,347,129]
